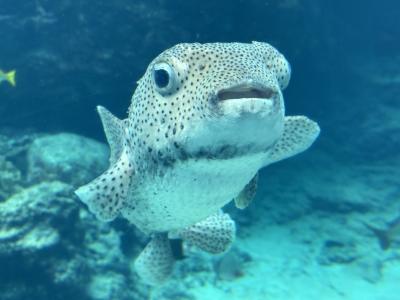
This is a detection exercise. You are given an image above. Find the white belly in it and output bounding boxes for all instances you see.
[122,152,267,233]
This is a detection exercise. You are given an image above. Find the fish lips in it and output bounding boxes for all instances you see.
[216,81,282,117]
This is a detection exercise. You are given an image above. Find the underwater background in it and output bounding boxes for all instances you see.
[0,0,399,299]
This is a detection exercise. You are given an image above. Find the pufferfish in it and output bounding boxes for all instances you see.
[75,42,320,285]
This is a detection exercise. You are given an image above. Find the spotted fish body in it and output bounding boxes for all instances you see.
[76,42,320,285]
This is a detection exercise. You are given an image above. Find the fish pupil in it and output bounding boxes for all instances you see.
[154,69,170,88]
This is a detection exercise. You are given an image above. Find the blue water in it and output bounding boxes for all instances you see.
[0,1,399,299]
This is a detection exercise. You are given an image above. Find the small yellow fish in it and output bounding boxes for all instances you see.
[0,70,16,86]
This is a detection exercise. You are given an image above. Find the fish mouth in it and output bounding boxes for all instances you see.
[217,82,278,102]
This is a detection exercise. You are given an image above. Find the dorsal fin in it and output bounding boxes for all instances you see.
[97,106,127,165]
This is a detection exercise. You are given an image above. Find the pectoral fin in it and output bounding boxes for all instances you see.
[75,106,134,221]
[266,115,320,164]
[75,149,134,221]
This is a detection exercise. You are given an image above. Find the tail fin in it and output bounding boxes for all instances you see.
[6,70,16,86]
[364,223,390,250]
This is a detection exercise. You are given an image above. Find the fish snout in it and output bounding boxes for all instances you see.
[214,79,282,117]
[217,87,278,102]
[216,80,279,102]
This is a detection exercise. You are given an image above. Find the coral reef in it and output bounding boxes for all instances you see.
[0,181,73,254]
[0,132,146,300]
[0,156,22,200]
[27,133,109,186]
[0,127,399,300]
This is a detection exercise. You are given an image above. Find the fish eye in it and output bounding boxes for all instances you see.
[153,62,179,96]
